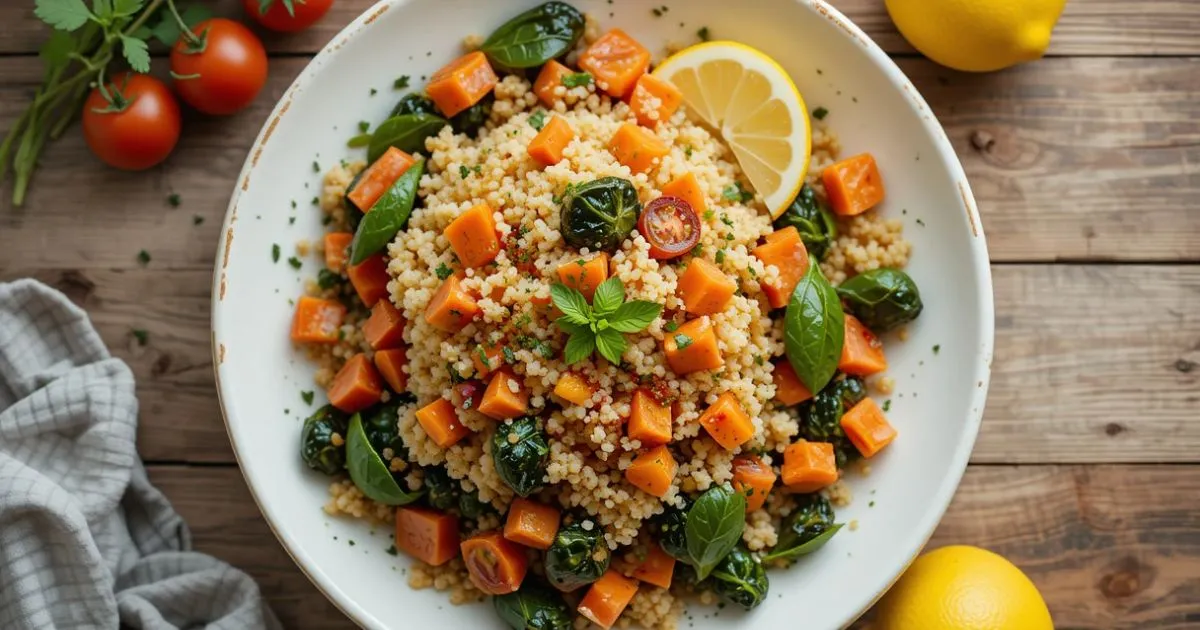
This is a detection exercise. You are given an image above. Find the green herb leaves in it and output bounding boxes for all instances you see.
[528,110,547,131]
[367,113,447,163]
[345,414,422,505]
[479,1,585,69]
[561,72,592,87]
[551,277,662,365]
[349,158,424,264]
[35,0,92,32]
[784,256,844,393]
[685,484,746,580]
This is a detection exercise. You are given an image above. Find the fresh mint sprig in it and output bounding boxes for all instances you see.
[551,277,662,365]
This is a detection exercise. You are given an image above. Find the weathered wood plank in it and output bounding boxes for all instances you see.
[2,265,1195,464]
[148,464,1200,630]
[2,0,1198,56]
[2,56,1197,264]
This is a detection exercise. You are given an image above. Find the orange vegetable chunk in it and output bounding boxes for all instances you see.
[461,531,528,595]
[374,348,409,393]
[697,392,755,450]
[395,506,459,566]
[426,51,499,118]
[625,445,677,498]
[415,398,471,448]
[578,29,651,99]
[772,359,814,405]
[822,152,885,216]
[478,367,529,420]
[663,316,723,374]
[660,172,706,217]
[503,497,561,550]
[362,299,406,350]
[347,254,391,307]
[445,203,501,268]
[781,440,839,493]
[631,544,675,589]
[839,314,888,376]
[289,296,346,344]
[424,275,481,333]
[627,389,672,447]
[578,569,639,629]
[556,253,609,301]
[528,116,575,167]
[677,258,736,316]
[608,123,669,174]
[327,353,383,413]
[553,372,594,406]
[472,341,504,379]
[628,73,683,127]
[533,59,572,107]
[752,226,811,309]
[840,398,897,458]
[347,147,416,212]
[323,232,354,272]
[732,454,777,512]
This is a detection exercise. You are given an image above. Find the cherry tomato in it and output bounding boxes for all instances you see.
[82,73,181,171]
[637,196,701,260]
[170,18,268,115]
[243,0,333,32]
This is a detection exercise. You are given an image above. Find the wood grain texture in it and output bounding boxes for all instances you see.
[2,56,1198,264]
[2,265,1194,464]
[2,0,1199,56]
[149,464,1200,630]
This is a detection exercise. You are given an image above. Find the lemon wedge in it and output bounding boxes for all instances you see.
[654,41,811,218]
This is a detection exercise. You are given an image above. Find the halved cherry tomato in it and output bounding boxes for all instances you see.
[637,196,701,260]
[243,0,333,33]
[170,18,268,115]
[82,73,181,171]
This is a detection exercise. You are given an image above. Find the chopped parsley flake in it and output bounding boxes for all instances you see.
[287,256,302,270]
[561,72,592,88]
[192,215,204,226]
[720,213,734,227]
[312,161,320,173]
[502,346,517,364]
[130,329,149,346]
[358,121,370,133]
[722,182,753,203]
[369,88,378,96]
[301,391,315,405]
[715,249,726,264]
[932,344,941,355]
[271,244,281,263]
[664,321,679,333]
[393,75,410,90]
[459,165,471,178]
[166,193,181,207]
[673,334,693,350]
[435,263,454,280]
[916,218,926,227]
[528,110,547,131]
[697,26,710,41]
[882,399,892,412]
[136,250,150,265]
[812,106,829,120]
[317,269,341,289]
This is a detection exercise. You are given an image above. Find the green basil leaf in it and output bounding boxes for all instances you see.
[345,413,422,506]
[591,277,624,316]
[550,283,591,325]
[367,113,447,164]
[349,158,424,264]
[563,329,595,364]
[593,327,627,364]
[834,268,923,332]
[761,523,843,564]
[784,256,844,393]
[479,1,585,69]
[686,484,746,580]
[606,300,662,333]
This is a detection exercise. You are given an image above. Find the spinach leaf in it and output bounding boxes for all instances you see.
[761,494,842,564]
[835,268,924,332]
[345,413,423,505]
[710,545,769,610]
[764,524,842,564]
[544,520,610,591]
[491,416,550,497]
[784,256,844,393]
[349,158,424,264]
[300,404,348,475]
[493,580,573,630]
[479,1,585,69]
[559,176,641,252]
[774,184,837,260]
[367,113,447,163]
[685,484,746,580]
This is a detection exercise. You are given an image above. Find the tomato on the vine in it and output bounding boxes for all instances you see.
[82,73,181,171]
[244,0,334,32]
[170,18,268,115]
[638,196,702,259]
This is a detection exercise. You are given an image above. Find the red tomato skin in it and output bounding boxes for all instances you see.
[82,73,181,171]
[243,0,334,32]
[171,18,269,115]
[637,196,701,260]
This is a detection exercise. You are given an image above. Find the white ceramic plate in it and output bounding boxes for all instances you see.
[211,1,994,628]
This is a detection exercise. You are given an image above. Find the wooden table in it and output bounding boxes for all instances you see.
[2,1,1198,627]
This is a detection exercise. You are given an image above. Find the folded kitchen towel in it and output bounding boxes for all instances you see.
[0,279,280,630]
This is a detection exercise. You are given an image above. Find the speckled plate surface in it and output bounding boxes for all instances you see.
[211,1,994,627]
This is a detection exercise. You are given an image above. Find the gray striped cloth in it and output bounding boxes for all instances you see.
[0,279,280,630]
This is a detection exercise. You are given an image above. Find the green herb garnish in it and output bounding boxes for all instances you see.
[561,72,593,88]
[131,328,149,346]
[301,390,315,405]
[393,75,410,90]
[435,262,454,280]
[551,278,663,365]
[812,107,829,120]
[271,244,281,263]
[288,256,302,270]
[529,110,548,131]
[673,334,693,350]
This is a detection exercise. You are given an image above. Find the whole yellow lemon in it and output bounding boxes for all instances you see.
[873,545,1054,630]
[884,0,1067,72]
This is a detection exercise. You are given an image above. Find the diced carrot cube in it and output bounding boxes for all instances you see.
[625,445,677,498]
[415,398,471,448]
[732,454,777,512]
[395,506,459,566]
[608,123,669,174]
[426,51,499,118]
[478,367,529,420]
[697,392,755,450]
[374,348,409,393]
[781,440,839,493]
[772,360,814,405]
[323,232,354,272]
[327,354,383,413]
[752,226,811,309]
[840,398,897,458]
[839,314,888,376]
[660,172,706,217]
[627,389,672,446]
[347,254,391,307]
[362,299,406,350]
[528,116,575,166]
[578,29,651,99]
[533,59,572,107]
[628,74,683,127]
[631,545,675,589]
[822,152,885,216]
[424,275,481,333]
[677,258,735,316]
[445,203,501,268]
[471,341,504,379]
[553,372,594,406]
[578,569,639,629]
[663,316,723,374]
[347,147,416,212]
[289,296,346,344]
[503,497,561,550]
[556,253,609,301]
[461,531,528,595]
